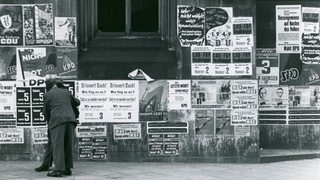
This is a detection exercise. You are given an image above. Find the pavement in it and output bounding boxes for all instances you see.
[0,158,319,180]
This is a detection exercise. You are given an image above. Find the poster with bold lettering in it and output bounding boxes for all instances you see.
[0,81,16,127]
[0,5,23,46]
[55,17,77,47]
[256,48,279,85]
[232,46,252,76]
[301,7,320,64]
[56,48,78,79]
[276,5,301,53]
[23,4,53,46]
[191,46,212,76]
[32,127,48,144]
[113,123,141,140]
[0,128,24,144]
[77,81,108,123]
[168,80,191,110]
[177,6,205,47]
[205,7,233,47]
[232,17,253,47]
[211,46,233,76]
[107,80,139,122]
[16,47,47,80]
[0,47,16,80]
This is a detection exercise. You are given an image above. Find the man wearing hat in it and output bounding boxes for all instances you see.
[42,78,80,177]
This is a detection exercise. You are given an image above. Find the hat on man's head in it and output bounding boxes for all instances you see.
[45,78,56,91]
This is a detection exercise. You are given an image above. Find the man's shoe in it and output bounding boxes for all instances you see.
[64,168,72,176]
[34,166,49,172]
[47,170,63,177]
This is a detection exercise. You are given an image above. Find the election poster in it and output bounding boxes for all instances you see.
[288,86,320,124]
[232,17,253,47]
[0,47,16,80]
[78,137,93,159]
[195,109,214,136]
[148,134,180,156]
[231,80,258,125]
[258,86,288,125]
[211,46,232,76]
[0,4,23,46]
[232,46,252,76]
[191,80,231,109]
[215,109,233,136]
[92,137,107,160]
[0,128,24,144]
[56,48,78,79]
[300,7,320,64]
[113,123,141,140]
[139,80,168,121]
[55,17,77,47]
[168,80,191,110]
[77,80,108,123]
[76,125,107,137]
[177,6,205,47]
[0,81,16,127]
[256,48,279,85]
[23,4,53,46]
[16,47,47,81]
[106,80,139,122]
[191,46,212,77]
[32,126,48,144]
[276,5,301,53]
[205,7,233,47]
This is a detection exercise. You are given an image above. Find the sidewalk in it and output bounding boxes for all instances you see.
[0,158,319,180]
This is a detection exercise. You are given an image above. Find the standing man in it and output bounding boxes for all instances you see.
[43,78,80,177]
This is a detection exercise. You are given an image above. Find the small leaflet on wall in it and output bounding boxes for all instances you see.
[0,47,16,80]
[234,125,250,137]
[191,46,212,77]
[106,80,139,123]
[55,17,77,47]
[0,4,23,46]
[232,46,252,76]
[288,86,320,124]
[258,86,288,125]
[0,128,24,144]
[77,81,108,123]
[195,109,214,136]
[301,7,320,64]
[32,126,48,144]
[147,122,188,134]
[139,80,168,121]
[232,17,253,47]
[76,125,107,137]
[0,81,16,127]
[168,80,191,110]
[177,6,205,47]
[92,137,107,160]
[215,109,233,137]
[56,48,77,79]
[205,7,233,47]
[113,123,141,140]
[78,137,92,159]
[23,4,53,46]
[231,80,258,125]
[191,80,231,109]
[276,5,301,54]
[256,48,280,85]
[148,134,180,156]
[16,79,46,126]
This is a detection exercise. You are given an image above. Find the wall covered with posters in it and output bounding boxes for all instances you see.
[0,0,319,163]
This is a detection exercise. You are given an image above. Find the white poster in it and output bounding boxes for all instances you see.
[0,128,24,144]
[191,46,212,76]
[55,17,77,47]
[106,80,139,122]
[77,81,108,123]
[168,80,191,110]
[276,5,301,53]
[232,17,253,47]
[76,126,107,137]
[32,127,48,144]
[113,123,141,140]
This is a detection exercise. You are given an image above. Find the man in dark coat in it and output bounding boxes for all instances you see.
[43,78,80,177]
